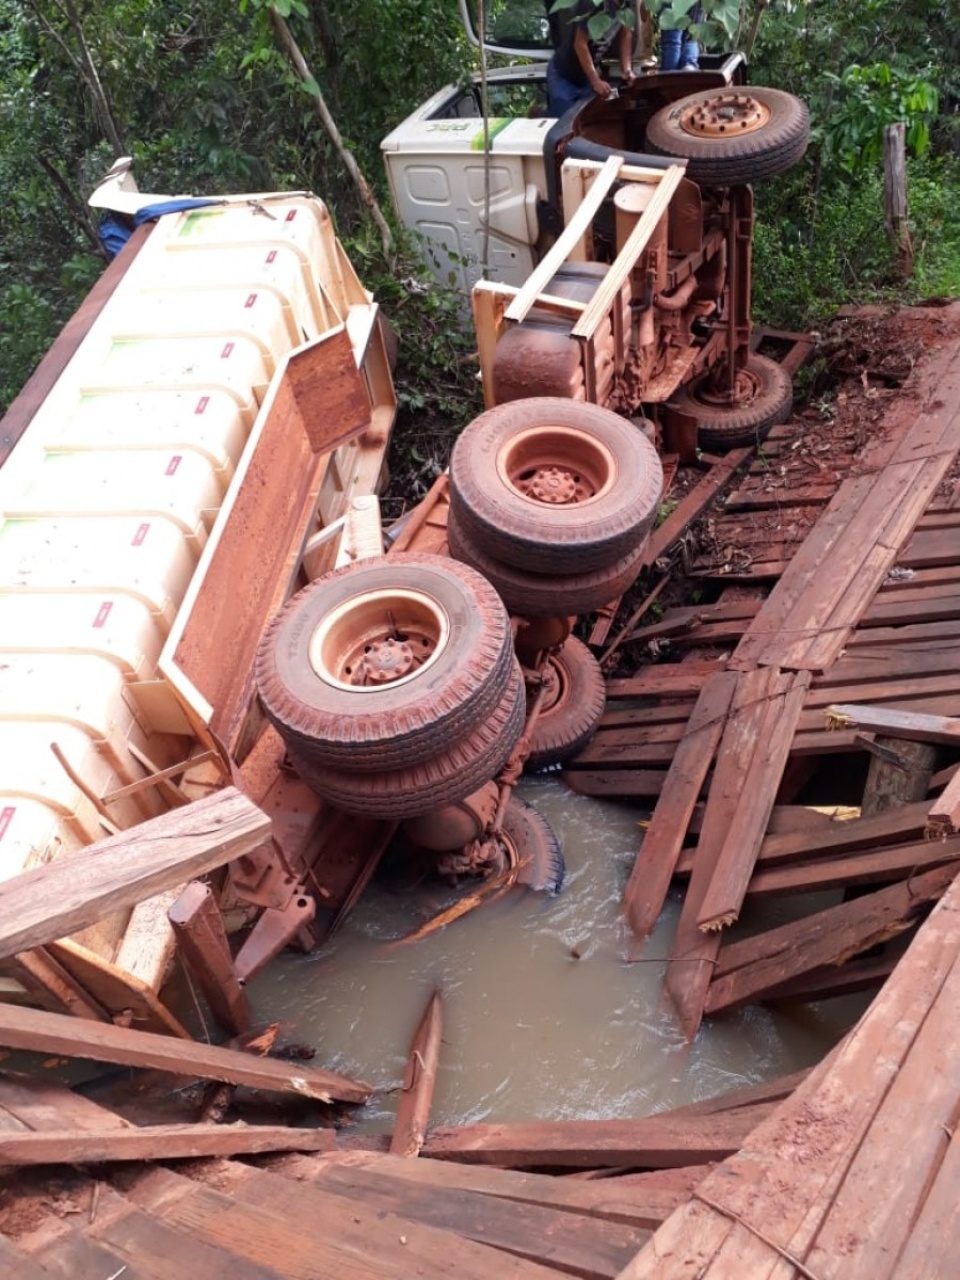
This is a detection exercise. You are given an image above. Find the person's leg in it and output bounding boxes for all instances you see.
[659,10,682,71]
[660,28,682,69]
[546,59,591,115]
[680,4,703,70]
[679,31,700,70]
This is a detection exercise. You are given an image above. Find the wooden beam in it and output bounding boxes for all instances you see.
[168,880,251,1036]
[623,671,736,940]
[0,788,272,962]
[697,670,811,932]
[0,1121,336,1165]
[421,1108,771,1170]
[705,863,959,1015]
[0,1003,371,1104]
[505,155,622,323]
[928,765,960,837]
[390,989,442,1157]
[826,702,960,747]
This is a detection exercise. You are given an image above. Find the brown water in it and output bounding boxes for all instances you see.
[246,776,864,1131]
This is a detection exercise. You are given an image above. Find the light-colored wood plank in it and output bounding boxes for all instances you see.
[0,788,271,962]
[572,166,685,342]
[506,155,622,323]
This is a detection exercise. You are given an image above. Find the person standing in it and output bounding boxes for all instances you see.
[546,0,637,117]
[658,2,704,72]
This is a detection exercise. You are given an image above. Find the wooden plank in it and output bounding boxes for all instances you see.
[605,663,729,700]
[623,672,737,940]
[743,835,960,898]
[804,925,960,1276]
[168,880,251,1035]
[826,701,960,746]
[573,166,686,341]
[288,1156,650,1280]
[697,670,811,932]
[0,947,110,1021]
[0,1071,130,1133]
[705,863,959,1015]
[638,450,751,570]
[894,1128,960,1278]
[43,939,191,1038]
[0,1121,336,1165]
[309,1149,690,1230]
[731,471,879,669]
[928,763,960,837]
[901,526,960,568]
[0,1231,72,1279]
[421,1108,771,1170]
[41,1185,287,1280]
[0,1003,371,1104]
[772,456,935,670]
[506,155,622,323]
[663,669,774,1040]
[619,874,960,1278]
[390,989,442,1157]
[127,1163,567,1280]
[0,788,271,962]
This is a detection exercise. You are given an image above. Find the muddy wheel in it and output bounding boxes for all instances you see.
[500,797,565,893]
[449,398,663,575]
[671,354,793,451]
[526,638,606,771]
[447,506,647,618]
[288,660,526,819]
[255,553,514,772]
[645,87,809,185]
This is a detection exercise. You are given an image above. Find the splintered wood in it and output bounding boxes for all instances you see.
[619,877,960,1279]
[597,308,960,1041]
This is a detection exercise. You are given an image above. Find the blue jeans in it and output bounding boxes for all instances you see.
[547,59,592,117]
[659,4,702,70]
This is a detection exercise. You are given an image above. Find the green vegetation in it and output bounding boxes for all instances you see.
[1,0,959,410]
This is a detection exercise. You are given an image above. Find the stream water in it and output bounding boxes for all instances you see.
[246,776,865,1132]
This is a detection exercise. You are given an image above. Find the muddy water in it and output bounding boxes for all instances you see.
[246,777,863,1131]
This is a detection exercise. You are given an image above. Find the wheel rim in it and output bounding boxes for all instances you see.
[678,92,771,139]
[692,363,765,411]
[497,425,616,509]
[537,653,572,718]
[307,587,450,693]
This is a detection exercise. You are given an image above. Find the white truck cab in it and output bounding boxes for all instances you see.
[381,0,745,293]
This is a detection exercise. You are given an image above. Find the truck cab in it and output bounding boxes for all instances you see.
[382,1,809,449]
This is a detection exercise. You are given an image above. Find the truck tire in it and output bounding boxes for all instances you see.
[447,506,648,618]
[255,553,514,772]
[287,660,526,819]
[671,354,793,450]
[502,798,565,893]
[645,86,809,185]
[526,637,606,771]
[449,398,663,575]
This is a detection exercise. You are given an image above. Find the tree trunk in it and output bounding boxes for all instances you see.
[269,7,394,263]
[884,122,914,280]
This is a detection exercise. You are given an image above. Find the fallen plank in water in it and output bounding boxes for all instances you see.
[0,787,271,962]
[0,1121,336,1165]
[390,988,442,1157]
[0,1003,371,1104]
